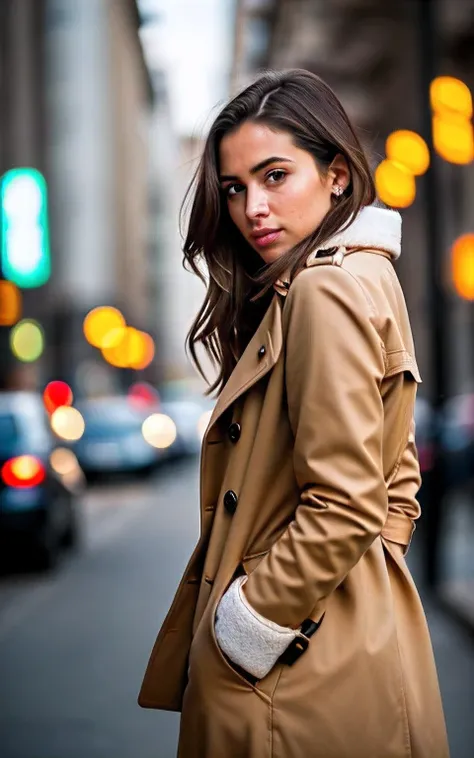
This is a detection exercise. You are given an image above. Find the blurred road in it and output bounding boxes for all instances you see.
[0,457,473,758]
[0,459,200,758]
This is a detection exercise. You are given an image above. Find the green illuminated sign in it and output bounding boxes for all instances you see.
[1,167,51,288]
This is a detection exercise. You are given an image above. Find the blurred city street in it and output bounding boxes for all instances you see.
[0,458,199,758]
[1,0,474,755]
[0,456,472,758]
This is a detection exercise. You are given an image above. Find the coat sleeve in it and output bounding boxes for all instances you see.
[243,266,388,628]
[384,418,422,556]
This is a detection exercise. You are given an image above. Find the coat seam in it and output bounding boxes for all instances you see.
[386,553,414,758]
[269,666,283,758]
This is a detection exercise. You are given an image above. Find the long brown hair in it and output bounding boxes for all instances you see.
[183,69,376,395]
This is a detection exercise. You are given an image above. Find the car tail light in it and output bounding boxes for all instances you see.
[1,456,46,488]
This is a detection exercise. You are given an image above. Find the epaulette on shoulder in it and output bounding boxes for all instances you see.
[274,246,348,297]
[305,245,346,268]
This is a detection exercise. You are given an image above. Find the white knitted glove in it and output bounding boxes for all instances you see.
[214,576,298,680]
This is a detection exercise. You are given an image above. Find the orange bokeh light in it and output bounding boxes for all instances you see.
[375,159,416,208]
[0,280,21,326]
[83,306,126,348]
[452,234,474,300]
[101,327,155,369]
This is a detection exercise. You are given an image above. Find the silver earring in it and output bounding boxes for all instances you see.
[332,185,343,197]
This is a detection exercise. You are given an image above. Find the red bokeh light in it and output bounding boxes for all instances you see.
[43,380,74,415]
[128,381,160,410]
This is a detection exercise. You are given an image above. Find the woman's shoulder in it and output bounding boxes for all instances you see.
[285,250,380,320]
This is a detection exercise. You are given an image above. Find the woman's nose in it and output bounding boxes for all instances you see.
[245,188,269,220]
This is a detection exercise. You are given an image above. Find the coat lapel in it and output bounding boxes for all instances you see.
[206,294,283,432]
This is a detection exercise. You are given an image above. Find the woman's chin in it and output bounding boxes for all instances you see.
[256,244,291,264]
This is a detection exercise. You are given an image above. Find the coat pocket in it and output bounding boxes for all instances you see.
[207,598,272,699]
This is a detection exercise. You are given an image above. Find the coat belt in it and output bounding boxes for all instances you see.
[381,510,415,549]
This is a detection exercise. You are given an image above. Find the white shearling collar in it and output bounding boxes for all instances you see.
[321,205,401,260]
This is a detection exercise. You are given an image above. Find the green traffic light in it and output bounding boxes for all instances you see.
[0,167,51,288]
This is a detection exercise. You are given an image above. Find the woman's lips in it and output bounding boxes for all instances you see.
[251,230,282,248]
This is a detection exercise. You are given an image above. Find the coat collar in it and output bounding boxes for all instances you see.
[274,205,401,296]
[319,205,401,260]
[206,294,283,432]
[205,206,401,433]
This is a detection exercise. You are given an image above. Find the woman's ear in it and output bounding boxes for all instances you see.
[328,154,351,194]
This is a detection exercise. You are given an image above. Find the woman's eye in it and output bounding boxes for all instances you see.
[225,183,245,197]
[267,169,286,184]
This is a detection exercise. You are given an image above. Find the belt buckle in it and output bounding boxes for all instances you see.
[278,613,325,667]
[279,633,310,666]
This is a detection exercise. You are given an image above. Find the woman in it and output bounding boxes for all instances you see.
[139,69,449,758]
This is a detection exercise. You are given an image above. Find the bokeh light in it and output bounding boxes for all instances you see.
[43,380,74,414]
[102,327,155,369]
[49,447,85,491]
[430,76,473,119]
[2,455,46,488]
[142,413,177,449]
[50,447,80,476]
[51,406,85,441]
[0,280,22,326]
[128,381,160,409]
[83,306,126,348]
[452,234,474,301]
[131,331,155,370]
[10,319,44,362]
[375,159,416,208]
[386,130,430,176]
[433,113,474,165]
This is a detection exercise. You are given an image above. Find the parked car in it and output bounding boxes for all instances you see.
[71,396,166,479]
[0,391,84,571]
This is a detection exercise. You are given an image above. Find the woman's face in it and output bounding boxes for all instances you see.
[219,121,346,263]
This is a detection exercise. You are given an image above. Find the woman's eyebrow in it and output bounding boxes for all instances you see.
[219,156,294,182]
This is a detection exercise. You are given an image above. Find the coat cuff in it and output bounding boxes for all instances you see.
[214,576,298,680]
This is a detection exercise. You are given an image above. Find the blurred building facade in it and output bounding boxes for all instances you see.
[0,0,157,397]
[232,0,474,398]
[231,0,474,627]
[45,0,154,395]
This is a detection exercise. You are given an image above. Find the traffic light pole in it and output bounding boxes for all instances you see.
[417,0,449,588]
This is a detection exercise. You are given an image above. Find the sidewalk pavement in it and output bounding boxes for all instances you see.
[407,538,474,758]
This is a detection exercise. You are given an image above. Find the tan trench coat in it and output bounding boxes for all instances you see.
[139,246,449,758]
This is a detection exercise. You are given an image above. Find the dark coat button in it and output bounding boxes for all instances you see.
[228,422,241,443]
[258,345,266,359]
[223,490,238,515]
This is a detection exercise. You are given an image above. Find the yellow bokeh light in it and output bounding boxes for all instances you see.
[386,130,430,176]
[430,76,473,119]
[101,327,155,370]
[452,234,474,301]
[11,455,40,480]
[51,406,85,441]
[142,413,177,449]
[10,319,44,362]
[433,113,474,165]
[0,281,21,326]
[130,332,155,370]
[83,306,126,348]
[101,326,127,349]
[375,159,416,208]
